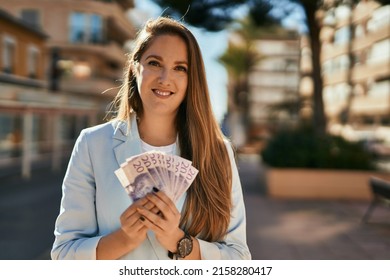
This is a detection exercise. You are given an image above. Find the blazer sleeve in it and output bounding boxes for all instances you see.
[197,140,252,260]
[51,129,101,260]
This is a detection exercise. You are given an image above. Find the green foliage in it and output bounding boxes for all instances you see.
[219,44,260,78]
[261,127,376,170]
[150,0,279,31]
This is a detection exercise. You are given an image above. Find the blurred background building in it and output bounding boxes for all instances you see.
[222,0,389,158]
[0,0,135,178]
[223,26,302,151]
[248,32,301,133]
[319,0,390,146]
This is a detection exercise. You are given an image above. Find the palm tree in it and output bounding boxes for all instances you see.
[218,17,262,145]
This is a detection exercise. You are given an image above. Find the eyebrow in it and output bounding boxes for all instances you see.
[145,54,188,65]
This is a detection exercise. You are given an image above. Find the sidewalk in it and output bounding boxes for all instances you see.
[238,153,390,260]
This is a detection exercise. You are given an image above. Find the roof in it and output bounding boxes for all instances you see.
[0,9,48,39]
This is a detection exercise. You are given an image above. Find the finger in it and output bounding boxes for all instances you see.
[150,206,161,215]
[121,196,149,220]
[121,217,145,236]
[139,215,163,233]
[121,202,150,229]
[138,208,164,232]
[146,192,179,217]
[121,211,142,228]
[143,200,156,211]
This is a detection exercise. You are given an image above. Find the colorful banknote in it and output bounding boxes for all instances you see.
[115,151,198,202]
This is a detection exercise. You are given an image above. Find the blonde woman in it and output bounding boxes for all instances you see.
[51,17,251,260]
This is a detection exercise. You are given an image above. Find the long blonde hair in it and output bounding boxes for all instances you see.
[111,17,232,242]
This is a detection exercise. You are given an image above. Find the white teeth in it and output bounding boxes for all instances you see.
[154,89,171,96]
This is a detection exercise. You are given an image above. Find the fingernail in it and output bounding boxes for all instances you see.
[153,187,159,192]
[140,216,145,221]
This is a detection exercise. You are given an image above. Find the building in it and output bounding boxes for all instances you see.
[0,0,136,178]
[224,27,301,151]
[319,0,390,142]
[0,0,135,97]
[248,32,301,137]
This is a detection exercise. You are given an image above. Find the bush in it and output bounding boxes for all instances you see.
[261,128,376,170]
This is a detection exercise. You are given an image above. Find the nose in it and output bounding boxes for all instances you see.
[158,68,171,86]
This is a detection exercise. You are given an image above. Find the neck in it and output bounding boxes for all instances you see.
[137,114,177,146]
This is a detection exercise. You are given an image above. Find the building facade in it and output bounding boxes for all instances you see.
[0,0,135,178]
[319,0,390,142]
[248,34,301,137]
[224,28,301,151]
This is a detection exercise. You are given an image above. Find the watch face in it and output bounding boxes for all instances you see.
[178,236,193,258]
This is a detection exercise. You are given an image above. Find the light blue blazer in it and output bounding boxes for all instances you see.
[51,116,251,260]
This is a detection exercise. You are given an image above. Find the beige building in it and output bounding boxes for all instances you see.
[248,33,301,136]
[0,9,46,81]
[319,0,390,142]
[0,0,135,178]
[223,27,301,151]
[0,0,135,97]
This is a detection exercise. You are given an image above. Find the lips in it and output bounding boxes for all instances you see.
[153,89,173,97]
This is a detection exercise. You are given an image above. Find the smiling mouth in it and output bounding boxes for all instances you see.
[153,89,173,97]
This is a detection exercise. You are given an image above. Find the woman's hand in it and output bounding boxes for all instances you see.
[119,196,159,248]
[136,190,184,253]
[97,196,161,259]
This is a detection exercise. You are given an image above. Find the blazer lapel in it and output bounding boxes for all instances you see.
[113,117,142,167]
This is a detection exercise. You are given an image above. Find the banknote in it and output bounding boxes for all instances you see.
[115,151,198,202]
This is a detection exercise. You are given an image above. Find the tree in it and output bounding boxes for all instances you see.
[218,17,264,146]
[150,0,275,31]
[219,17,263,113]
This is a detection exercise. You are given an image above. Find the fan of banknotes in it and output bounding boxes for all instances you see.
[115,151,198,202]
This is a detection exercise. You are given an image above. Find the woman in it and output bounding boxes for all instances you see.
[51,17,251,260]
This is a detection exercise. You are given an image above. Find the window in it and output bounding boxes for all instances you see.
[70,12,86,43]
[368,80,390,99]
[322,60,332,74]
[0,113,22,158]
[367,6,390,33]
[69,12,104,44]
[285,59,298,71]
[338,55,350,71]
[27,45,39,78]
[2,35,16,74]
[352,52,361,66]
[334,26,351,45]
[90,14,103,43]
[354,24,365,38]
[21,9,40,29]
[367,39,390,64]
[335,5,351,21]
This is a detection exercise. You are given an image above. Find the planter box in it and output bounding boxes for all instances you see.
[267,168,390,200]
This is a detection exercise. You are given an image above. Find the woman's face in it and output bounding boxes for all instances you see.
[135,34,188,118]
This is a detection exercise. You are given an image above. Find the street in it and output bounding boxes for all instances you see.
[0,168,65,259]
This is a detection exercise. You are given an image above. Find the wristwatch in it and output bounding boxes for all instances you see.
[168,232,193,259]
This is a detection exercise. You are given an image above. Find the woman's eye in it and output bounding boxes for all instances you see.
[148,60,160,67]
[176,66,187,73]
